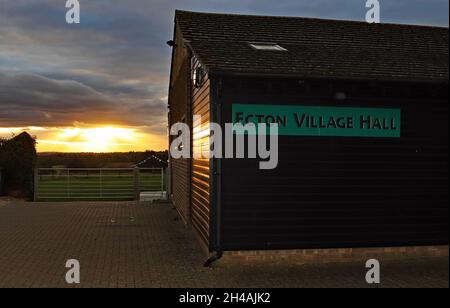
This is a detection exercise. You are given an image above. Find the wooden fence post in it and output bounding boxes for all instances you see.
[133,167,140,201]
[34,168,39,202]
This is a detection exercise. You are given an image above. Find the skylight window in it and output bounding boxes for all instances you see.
[249,43,287,51]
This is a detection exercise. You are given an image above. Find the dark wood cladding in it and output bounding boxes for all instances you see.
[218,76,449,251]
[170,11,449,253]
[168,25,191,221]
[191,56,211,246]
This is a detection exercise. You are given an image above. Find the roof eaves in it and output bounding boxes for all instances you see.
[182,41,213,76]
[208,68,450,85]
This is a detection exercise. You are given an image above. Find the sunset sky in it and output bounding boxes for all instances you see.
[1,0,448,152]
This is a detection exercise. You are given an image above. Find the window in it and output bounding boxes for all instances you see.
[192,66,204,88]
[249,42,287,51]
[191,56,205,88]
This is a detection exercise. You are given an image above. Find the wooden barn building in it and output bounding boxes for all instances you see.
[167,11,449,259]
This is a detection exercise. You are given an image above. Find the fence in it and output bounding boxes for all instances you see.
[34,168,166,202]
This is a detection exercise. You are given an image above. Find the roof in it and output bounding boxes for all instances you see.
[175,10,449,83]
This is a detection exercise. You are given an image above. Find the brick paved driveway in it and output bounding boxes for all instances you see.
[0,201,448,288]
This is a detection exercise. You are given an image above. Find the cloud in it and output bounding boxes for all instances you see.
[0,72,166,128]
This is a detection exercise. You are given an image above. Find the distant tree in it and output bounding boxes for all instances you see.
[0,132,37,199]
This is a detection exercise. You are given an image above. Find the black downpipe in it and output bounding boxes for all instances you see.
[203,251,223,267]
[204,152,223,267]
[204,78,223,267]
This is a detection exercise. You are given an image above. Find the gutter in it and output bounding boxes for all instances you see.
[208,69,450,86]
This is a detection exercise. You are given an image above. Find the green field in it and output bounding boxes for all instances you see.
[36,171,166,201]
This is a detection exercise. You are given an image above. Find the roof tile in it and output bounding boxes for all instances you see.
[176,10,449,83]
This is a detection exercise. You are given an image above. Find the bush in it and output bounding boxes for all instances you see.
[0,132,37,199]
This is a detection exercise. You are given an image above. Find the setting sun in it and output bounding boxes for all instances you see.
[54,126,137,152]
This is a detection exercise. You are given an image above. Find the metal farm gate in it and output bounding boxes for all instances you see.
[34,168,166,202]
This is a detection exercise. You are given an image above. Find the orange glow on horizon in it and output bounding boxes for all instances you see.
[0,125,167,153]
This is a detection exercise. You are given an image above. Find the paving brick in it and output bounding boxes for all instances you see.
[0,201,448,288]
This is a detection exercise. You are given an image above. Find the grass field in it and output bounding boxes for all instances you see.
[36,170,166,201]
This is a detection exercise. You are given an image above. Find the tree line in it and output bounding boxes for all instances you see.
[37,151,169,169]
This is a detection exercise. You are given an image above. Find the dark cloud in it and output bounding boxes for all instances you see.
[0,72,166,127]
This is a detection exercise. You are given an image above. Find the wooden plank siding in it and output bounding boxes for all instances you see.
[170,11,449,253]
[191,56,212,246]
[168,24,191,221]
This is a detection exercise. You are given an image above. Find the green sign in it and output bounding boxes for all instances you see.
[232,104,401,138]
